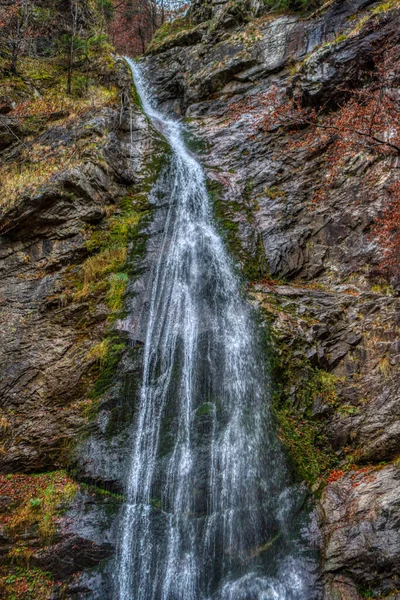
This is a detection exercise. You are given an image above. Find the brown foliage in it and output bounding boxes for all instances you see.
[109,0,158,55]
[108,0,189,56]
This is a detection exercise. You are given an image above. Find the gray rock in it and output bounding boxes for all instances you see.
[317,464,400,596]
[142,9,400,591]
[0,95,159,474]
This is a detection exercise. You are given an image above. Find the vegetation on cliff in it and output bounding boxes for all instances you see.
[0,472,78,599]
[0,3,167,596]
[0,1,123,215]
[1,0,399,597]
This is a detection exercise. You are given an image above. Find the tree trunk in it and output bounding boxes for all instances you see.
[11,42,18,75]
[67,0,78,95]
[138,22,145,54]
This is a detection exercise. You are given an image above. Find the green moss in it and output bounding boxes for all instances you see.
[275,408,336,484]
[209,178,269,283]
[141,138,172,190]
[74,194,142,319]
[265,322,339,485]
[104,345,143,438]
[182,128,211,155]
[131,79,142,108]
[372,0,400,14]
[371,281,394,295]
[86,201,141,254]
[151,16,192,42]
[196,402,215,417]
[79,124,169,426]
[357,584,374,598]
[29,498,42,509]
[19,57,59,83]
[85,337,125,413]
[337,404,359,415]
[264,186,286,200]
[80,482,124,502]
[150,497,162,509]
[106,272,129,312]
[262,0,325,15]
[76,193,148,422]
[146,17,197,54]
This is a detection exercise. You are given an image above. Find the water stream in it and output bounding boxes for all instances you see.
[115,57,314,600]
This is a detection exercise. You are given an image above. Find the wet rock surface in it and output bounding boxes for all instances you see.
[253,284,400,464]
[33,488,118,581]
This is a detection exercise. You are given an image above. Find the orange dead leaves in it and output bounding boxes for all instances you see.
[326,469,345,484]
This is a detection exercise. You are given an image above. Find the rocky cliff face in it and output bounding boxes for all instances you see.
[143,0,400,598]
[0,0,399,598]
[0,35,167,596]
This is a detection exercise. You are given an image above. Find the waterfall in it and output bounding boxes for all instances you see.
[115,57,314,600]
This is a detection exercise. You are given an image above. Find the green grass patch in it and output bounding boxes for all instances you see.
[0,566,54,600]
[74,194,143,319]
[275,408,337,484]
[0,471,78,548]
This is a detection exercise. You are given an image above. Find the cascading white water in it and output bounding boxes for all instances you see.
[116,57,314,600]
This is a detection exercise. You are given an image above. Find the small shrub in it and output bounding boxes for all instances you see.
[8,545,34,567]
[106,272,129,312]
[2,471,78,545]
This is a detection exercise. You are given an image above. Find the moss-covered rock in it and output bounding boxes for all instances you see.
[209,177,270,282]
[147,19,207,55]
